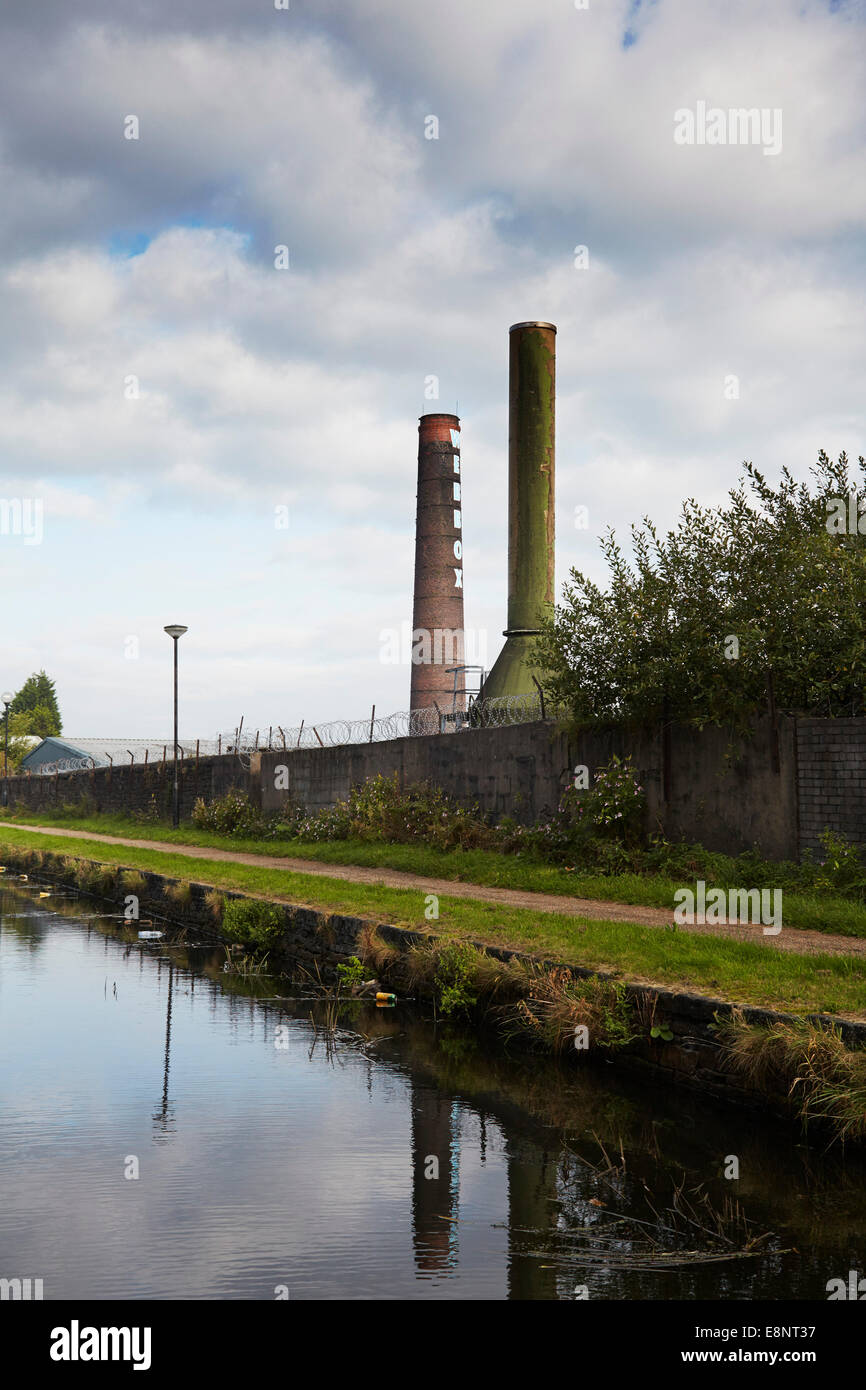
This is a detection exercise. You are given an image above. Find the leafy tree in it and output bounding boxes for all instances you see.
[10,671,62,736]
[2,712,41,772]
[534,452,866,728]
[11,702,60,739]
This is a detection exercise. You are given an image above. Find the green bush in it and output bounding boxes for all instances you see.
[197,773,494,850]
[221,897,286,947]
[335,955,366,991]
[810,830,866,897]
[192,790,266,837]
[502,755,646,864]
[280,773,492,850]
[434,940,480,1018]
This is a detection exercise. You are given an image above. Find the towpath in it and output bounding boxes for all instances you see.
[4,821,864,960]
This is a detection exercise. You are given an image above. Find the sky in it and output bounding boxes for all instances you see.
[0,0,864,740]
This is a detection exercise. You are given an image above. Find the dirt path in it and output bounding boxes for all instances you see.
[5,821,864,959]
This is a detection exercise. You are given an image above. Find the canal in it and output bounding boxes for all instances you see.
[2,880,864,1300]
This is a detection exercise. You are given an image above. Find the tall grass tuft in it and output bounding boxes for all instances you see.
[164,880,192,907]
[204,889,225,921]
[716,1011,866,1142]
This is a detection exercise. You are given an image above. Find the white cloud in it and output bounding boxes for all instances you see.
[0,0,863,734]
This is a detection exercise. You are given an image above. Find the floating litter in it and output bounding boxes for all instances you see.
[39,892,51,899]
[375,992,396,1003]
[18,874,28,881]
[138,930,164,941]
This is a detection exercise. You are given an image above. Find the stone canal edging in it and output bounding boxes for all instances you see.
[4,841,866,1139]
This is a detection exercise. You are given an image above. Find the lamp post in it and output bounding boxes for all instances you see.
[163,627,188,828]
[1,692,12,807]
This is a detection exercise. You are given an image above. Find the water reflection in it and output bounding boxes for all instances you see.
[153,961,176,1144]
[411,1087,458,1273]
[1,880,865,1301]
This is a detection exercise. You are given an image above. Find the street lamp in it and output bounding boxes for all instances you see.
[163,627,188,828]
[1,692,12,807]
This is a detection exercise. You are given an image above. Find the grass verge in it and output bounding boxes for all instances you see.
[1,824,865,1018]
[2,810,864,939]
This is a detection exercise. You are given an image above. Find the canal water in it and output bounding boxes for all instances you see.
[2,881,865,1301]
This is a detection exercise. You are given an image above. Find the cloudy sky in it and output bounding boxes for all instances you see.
[0,0,863,740]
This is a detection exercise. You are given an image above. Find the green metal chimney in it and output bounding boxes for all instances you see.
[483,321,556,699]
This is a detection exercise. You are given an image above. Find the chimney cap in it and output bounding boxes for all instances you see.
[509,321,557,332]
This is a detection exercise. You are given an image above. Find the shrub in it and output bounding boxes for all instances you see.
[192,791,265,837]
[252,773,493,849]
[335,956,366,991]
[221,897,286,947]
[433,939,480,1017]
[507,969,640,1053]
[132,794,163,824]
[558,754,646,844]
[344,773,492,850]
[810,830,866,898]
[180,770,866,907]
[289,802,352,843]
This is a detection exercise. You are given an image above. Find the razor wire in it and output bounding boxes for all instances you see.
[32,756,98,776]
[21,696,561,776]
[218,693,562,754]
[27,742,220,777]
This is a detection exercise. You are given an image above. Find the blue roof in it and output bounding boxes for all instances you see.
[20,736,216,774]
[19,738,101,773]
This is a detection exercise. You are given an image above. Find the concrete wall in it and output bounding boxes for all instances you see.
[6,715,865,863]
[570,715,799,861]
[254,716,801,858]
[4,752,250,821]
[255,720,571,826]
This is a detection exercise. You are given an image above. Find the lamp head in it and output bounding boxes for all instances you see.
[164,625,188,640]
[1,691,13,706]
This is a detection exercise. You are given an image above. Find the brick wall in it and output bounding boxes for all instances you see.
[797,717,866,853]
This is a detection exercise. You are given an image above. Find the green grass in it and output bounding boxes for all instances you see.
[3,809,865,939]
[2,823,865,1018]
